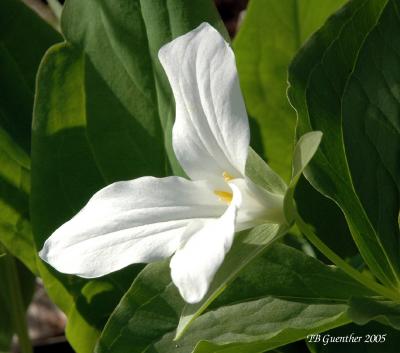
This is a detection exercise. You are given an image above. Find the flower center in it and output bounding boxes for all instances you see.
[222,171,234,182]
[214,172,234,204]
[214,191,233,204]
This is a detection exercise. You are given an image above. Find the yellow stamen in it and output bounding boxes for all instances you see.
[223,171,234,182]
[214,190,233,204]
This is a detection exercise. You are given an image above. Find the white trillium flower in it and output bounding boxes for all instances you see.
[39,23,285,304]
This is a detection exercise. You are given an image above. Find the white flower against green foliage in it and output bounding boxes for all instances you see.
[39,23,285,304]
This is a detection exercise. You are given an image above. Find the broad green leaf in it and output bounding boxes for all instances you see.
[294,177,358,260]
[32,43,142,353]
[97,243,372,353]
[61,0,227,176]
[294,178,359,260]
[210,243,372,309]
[0,0,60,273]
[161,247,374,353]
[288,0,400,290]
[61,0,167,180]
[234,0,346,181]
[160,300,348,353]
[95,260,183,353]
[348,297,400,330]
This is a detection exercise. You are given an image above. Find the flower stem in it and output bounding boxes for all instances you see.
[1,246,33,353]
[295,214,400,302]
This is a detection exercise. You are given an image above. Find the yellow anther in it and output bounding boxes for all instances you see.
[223,171,234,182]
[214,190,233,204]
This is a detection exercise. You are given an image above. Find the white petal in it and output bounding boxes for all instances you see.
[158,23,250,183]
[39,176,225,278]
[231,178,285,230]
[170,184,242,303]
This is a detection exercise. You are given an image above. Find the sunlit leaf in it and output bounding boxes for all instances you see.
[234,0,346,181]
[32,43,142,353]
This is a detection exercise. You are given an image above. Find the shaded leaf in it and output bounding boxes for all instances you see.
[288,0,400,289]
[295,177,358,260]
[0,0,60,151]
[0,251,35,352]
[348,297,400,330]
[61,0,227,176]
[0,0,60,273]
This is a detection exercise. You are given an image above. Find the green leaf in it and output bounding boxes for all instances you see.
[0,127,36,273]
[0,0,60,274]
[161,300,348,353]
[210,243,372,308]
[288,0,400,290]
[294,178,359,260]
[60,0,167,180]
[160,247,373,353]
[32,43,142,353]
[348,297,400,330]
[234,0,346,181]
[97,243,372,352]
[95,260,183,353]
[61,0,227,176]
[0,0,60,152]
